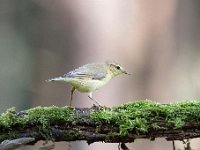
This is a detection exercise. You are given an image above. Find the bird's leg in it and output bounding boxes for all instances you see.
[69,87,75,106]
[88,93,101,106]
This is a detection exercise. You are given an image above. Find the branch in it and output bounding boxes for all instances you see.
[1,100,200,147]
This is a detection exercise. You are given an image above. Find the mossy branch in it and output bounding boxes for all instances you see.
[1,100,200,148]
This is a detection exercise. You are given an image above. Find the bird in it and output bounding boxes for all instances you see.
[46,61,129,106]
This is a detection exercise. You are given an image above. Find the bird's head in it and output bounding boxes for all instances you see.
[106,61,129,77]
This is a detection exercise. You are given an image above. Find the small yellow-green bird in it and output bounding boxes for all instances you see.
[46,61,129,106]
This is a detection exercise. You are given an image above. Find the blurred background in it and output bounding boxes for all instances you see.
[1,0,200,149]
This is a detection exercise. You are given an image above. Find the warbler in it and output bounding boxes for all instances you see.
[46,61,129,106]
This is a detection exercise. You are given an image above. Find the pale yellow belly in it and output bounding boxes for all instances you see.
[66,75,112,93]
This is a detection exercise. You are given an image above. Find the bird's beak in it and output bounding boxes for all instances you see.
[123,70,131,75]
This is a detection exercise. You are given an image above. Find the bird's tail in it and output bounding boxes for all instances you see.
[45,76,66,82]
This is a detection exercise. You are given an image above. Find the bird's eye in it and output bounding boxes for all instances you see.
[116,66,120,69]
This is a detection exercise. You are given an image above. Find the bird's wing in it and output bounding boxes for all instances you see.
[63,63,107,80]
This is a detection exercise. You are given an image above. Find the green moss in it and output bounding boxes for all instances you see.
[26,106,76,128]
[90,100,200,136]
[0,107,27,128]
[1,100,200,141]
[0,106,76,129]
[0,106,76,141]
